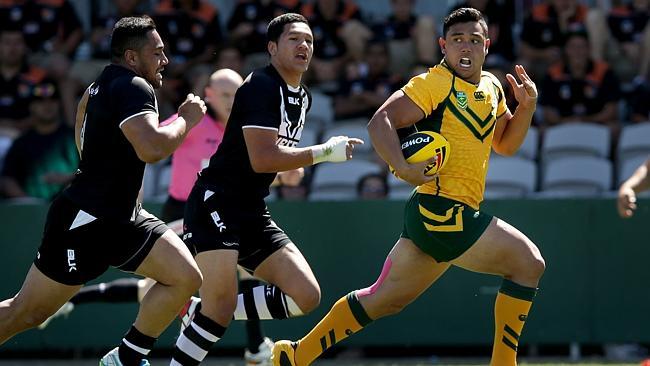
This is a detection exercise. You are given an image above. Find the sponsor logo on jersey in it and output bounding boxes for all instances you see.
[89,83,99,96]
[473,90,485,101]
[67,249,77,272]
[288,96,300,105]
[210,211,227,233]
[456,91,468,110]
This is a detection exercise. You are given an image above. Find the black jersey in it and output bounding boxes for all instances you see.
[199,64,311,199]
[64,64,158,220]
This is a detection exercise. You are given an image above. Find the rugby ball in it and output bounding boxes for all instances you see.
[390,131,450,176]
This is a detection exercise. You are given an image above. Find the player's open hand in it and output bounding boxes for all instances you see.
[178,93,207,128]
[506,64,537,110]
[346,137,364,160]
[617,186,637,218]
[394,157,438,187]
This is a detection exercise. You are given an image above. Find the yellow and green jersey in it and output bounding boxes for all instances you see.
[401,60,509,209]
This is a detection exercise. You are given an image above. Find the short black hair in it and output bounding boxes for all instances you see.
[266,13,309,44]
[110,15,157,62]
[443,7,488,38]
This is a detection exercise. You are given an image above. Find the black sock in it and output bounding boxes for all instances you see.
[71,278,140,304]
[118,325,156,366]
[245,319,264,352]
[239,278,265,352]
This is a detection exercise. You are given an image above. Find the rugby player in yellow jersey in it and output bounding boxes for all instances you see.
[272,7,544,366]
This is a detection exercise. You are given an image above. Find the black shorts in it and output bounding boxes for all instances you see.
[183,183,291,272]
[34,195,169,285]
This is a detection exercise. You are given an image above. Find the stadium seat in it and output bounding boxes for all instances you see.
[308,91,334,128]
[321,119,373,157]
[0,135,13,172]
[540,156,613,197]
[485,156,537,198]
[617,122,650,165]
[387,173,415,200]
[618,155,649,186]
[540,122,611,162]
[310,160,383,201]
[515,125,539,161]
[297,125,319,148]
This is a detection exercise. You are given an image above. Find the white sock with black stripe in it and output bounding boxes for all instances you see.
[171,311,226,365]
[232,284,303,320]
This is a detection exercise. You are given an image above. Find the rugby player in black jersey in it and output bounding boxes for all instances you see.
[0,16,207,366]
[170,13,363,366]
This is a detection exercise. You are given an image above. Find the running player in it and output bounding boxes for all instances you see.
[170,13,363,365]
[0,16,206,366]
[272,8,545,366]
[617,158,650,218]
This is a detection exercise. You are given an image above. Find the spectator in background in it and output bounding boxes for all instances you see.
[371,0,437,77]
[519,0,592,79]
[0,27,47,136]
[0,80,78,201]
[357,172,388,200]
[587,0,650,83]
[452,0,516,66]
[89,0,149,61]
[153,0,223,117]
[227,0,303,74]
[334,39,401,120]
[629,82,650,122]
[539,31,621,132]
[216,43,245,75]
[0,0,84,125]
[70,0,151,108]
[301,0,372,93]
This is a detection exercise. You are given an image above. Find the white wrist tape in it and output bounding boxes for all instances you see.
[311,136,348,164]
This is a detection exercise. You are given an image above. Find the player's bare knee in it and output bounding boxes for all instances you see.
[175,266,202,295]
[295,286,321,314]
[527,254,546,280]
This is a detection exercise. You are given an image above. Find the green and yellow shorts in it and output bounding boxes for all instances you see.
[401,192,493,262]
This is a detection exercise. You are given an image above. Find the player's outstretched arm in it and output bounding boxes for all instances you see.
[122,93,206,163]
[618,158,650,218]
[492,64,537,156]
[243,128,363,173]
[368,90,436,187]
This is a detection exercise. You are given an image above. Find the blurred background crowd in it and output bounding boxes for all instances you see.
[1,0,649,203]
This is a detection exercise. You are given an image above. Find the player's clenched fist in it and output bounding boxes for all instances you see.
[178,93,207,127]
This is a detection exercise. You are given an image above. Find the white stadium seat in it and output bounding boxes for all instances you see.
[322,119,373,157]
[485,156,537,198]
[617,122,650,165]
[515,125,539,161]
[387,173,415,200]
[308,91,334,127]
[310,160,383,201]
[540,156,612,197]
[618,155,650,186]
[541,122,611,162]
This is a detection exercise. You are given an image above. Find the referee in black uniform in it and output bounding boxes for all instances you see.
[0,16,207,366]
[170,13,363,365]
